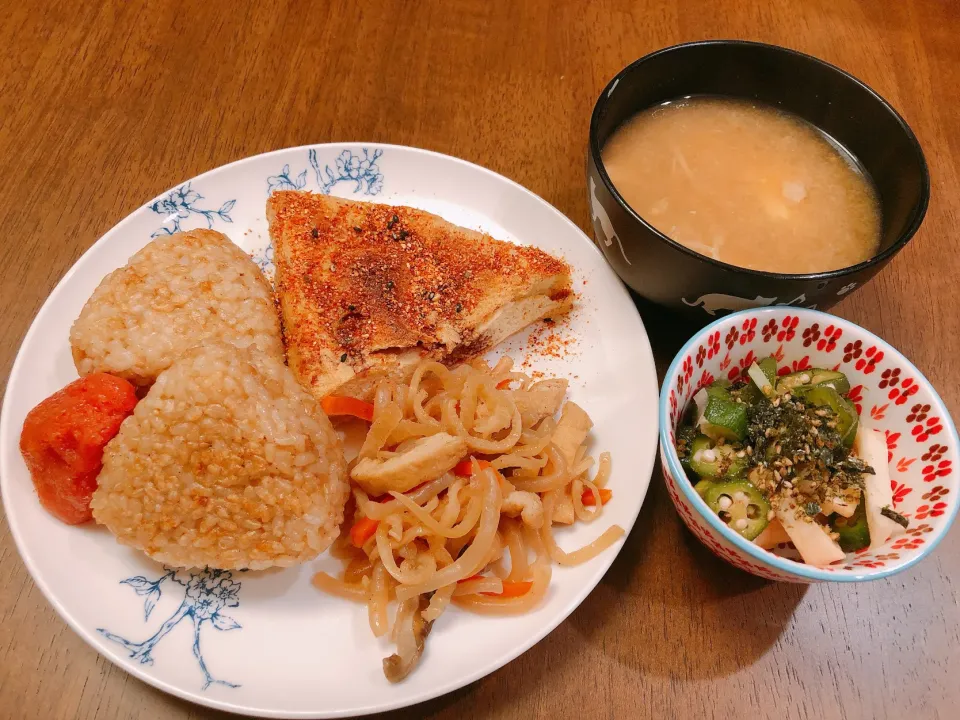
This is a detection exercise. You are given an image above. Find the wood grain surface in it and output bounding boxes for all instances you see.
[1,1,957,718]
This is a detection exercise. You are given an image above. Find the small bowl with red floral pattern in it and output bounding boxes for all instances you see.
[659,306,959,582]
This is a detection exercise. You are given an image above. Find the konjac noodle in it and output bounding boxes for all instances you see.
[602,97,882,273]
[313,356,624,682]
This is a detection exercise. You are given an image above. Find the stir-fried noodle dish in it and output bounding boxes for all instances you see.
[313,357,624,681]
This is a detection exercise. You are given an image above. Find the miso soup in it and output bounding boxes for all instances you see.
[601,97,881,274]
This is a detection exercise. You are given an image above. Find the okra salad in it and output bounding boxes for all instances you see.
[675,358,909,567]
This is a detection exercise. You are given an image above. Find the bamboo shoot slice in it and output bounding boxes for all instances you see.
[822,497,857,518]
[853,427,905,549]
[754,518,791,549]
[776,497,845,567]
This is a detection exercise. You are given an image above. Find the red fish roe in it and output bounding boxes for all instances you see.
[19,373,138,524]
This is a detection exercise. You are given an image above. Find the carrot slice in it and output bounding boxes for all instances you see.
[581,488,613,507]
[482,580,532,598]
[321,396,375,422]
[453,458,494,477]
[496,379,511,390]
[350,517,379,547]
[458,574,483,584]
[453,457,507,489]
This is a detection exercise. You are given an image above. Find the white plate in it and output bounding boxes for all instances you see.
[0,144,658,718]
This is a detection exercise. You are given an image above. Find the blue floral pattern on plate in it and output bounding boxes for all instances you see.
[314,148,384,195]
[98,568,242,690]
[149,182,236,238]
[251,243,275,276]
[265,164,309,193]
[257,147,386,277]
[267,148,385,197]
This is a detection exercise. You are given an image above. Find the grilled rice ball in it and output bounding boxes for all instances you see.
[90,343,349,570]
[70,229,283,387]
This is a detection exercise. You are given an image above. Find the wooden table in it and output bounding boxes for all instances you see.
[2,1,957,718]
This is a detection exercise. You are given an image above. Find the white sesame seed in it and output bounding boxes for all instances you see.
[735,519,748,530]
[800,373,811,384]
[702,449,716,462]
[718,495,733,510]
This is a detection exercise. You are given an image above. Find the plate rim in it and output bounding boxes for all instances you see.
[0,142,659,718]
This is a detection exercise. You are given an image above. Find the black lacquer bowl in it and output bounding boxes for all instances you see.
[587,40,929,320]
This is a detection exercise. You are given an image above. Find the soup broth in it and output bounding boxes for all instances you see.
[601,97,882,274]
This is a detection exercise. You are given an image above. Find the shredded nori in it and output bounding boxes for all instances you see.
[828,456,873,490]
[746,397,842,461]
[881,505,910,528]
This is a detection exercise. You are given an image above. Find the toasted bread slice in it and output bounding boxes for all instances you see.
[266,191,572,401]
